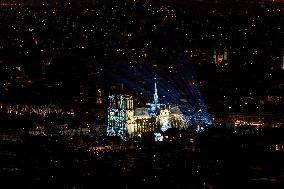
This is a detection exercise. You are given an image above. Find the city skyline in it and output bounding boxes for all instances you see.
[0,0,283,188]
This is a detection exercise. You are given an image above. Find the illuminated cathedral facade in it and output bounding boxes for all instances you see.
[107,83,189,140]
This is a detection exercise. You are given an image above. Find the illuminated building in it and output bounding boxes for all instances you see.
[1,103,74,116]
[213,48,228,66]
[160,108,170,132]
[96,89,103,104]
[267,95,282,105]
[107,82,191,139]
[211,113,284,128]
[131,84,189,136]
[125,95,136,137]
[169,106,189,130]
[147,82,161,116]
[133,107,159,136]
[107,94,133,140]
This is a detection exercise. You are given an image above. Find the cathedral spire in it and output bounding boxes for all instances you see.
[154,82,158,104]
